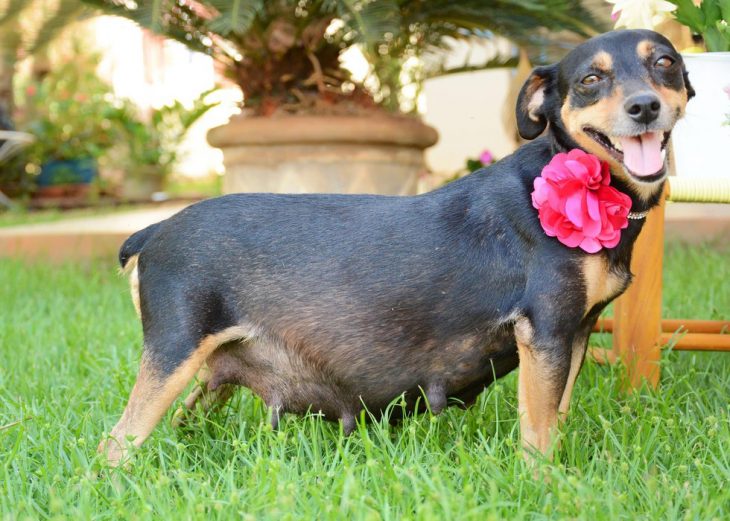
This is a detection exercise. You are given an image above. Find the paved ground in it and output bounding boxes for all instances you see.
[0,202,191,261]
[0,202,190,237]
[0,201,727,261]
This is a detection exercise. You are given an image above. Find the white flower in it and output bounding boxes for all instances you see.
[606,0,677,30]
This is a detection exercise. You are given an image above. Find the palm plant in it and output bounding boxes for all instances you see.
[0,0,96,113]
[81,0,603,114]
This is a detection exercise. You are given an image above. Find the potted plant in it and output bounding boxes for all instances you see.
[17,54,116,198]
[107,91,220,200]
[609,0,730,178]
[666,0,730,178]
[83,0,599,195]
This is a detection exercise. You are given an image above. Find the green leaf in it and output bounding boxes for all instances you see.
[0,0,29,26]
[706,21,730,51]
[29,0,95,54]
[338,0,402,47]
[207,0,263,37]
[701,0,722,26]
[702,22,730,52]
[719,0,730,22]
[670,0,706,33]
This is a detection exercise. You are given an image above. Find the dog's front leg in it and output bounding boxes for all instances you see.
[558,315,599,422]
[514,317,572,460]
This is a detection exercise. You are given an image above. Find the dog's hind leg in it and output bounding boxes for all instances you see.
[98,327,245,466]
[171,364,237,428]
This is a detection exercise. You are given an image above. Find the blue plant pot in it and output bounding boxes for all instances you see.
[37,158,97,187]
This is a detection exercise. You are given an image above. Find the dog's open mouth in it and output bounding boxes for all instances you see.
[584,128,670,181]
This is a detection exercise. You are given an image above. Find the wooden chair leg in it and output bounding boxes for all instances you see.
[612,194,666,389]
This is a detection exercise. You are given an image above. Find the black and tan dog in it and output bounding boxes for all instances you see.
[99,30,693,465]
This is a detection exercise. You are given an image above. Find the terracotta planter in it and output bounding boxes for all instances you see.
[34,183,91,199]
[208,114,438,195]
[31,158,96,201]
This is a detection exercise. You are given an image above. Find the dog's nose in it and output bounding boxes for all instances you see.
[624,94,661,124]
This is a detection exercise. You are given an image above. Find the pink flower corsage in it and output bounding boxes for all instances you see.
[531,149,632,253]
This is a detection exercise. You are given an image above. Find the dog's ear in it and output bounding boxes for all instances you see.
[516,65,557,140]
[682,65,695,100]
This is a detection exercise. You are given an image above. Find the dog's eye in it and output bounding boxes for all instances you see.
[655,56,675,68]
[581,74,601,86]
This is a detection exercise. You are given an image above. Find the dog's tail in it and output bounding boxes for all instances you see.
[119,222,161,273]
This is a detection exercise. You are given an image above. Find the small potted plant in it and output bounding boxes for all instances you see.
[18,55,116,198]
[666,0,730,178]
[107,91,220,200]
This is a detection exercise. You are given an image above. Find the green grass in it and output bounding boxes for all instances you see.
[0,206,140,229]
[1,242,728,520]
[165,174,223,199]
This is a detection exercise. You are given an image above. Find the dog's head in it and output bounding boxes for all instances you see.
[517,30,694,198]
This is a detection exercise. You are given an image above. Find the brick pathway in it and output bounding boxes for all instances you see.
[0,201,727,262]
[0,203,190,261]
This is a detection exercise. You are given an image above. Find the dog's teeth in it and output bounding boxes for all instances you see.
[661,148,667,161]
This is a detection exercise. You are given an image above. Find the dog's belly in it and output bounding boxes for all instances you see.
[205,328,518,422]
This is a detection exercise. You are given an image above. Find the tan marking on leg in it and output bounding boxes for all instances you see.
[558,335,588,420]
[171,364,236,427]
[592,51,613,72]
[181,365,212,410]
[98,325,249,466]
[637,40,654,59]
[582,256,627,316]
[120,254,141,317]
[515,318,565,460]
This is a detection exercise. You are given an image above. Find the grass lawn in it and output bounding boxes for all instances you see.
[1,241,728,520]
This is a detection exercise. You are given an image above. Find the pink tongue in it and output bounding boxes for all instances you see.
[618,132,664,177]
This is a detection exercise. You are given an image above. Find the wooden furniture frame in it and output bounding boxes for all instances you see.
[589,181,730,389]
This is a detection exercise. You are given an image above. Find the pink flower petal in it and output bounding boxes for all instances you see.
[530,148,631,252]
[564,191,585,226]
[560,230,584,248]
[586,191,600,221]
[579,237,602,253]
[583,216,602,238]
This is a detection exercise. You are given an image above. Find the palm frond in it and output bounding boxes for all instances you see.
[207,0,263,37]
[0,0,29,26]
[29,0,96,54]
[81,0,217,55]
[338,0,402,47]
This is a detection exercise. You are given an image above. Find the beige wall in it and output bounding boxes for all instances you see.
[422,68,517,177]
